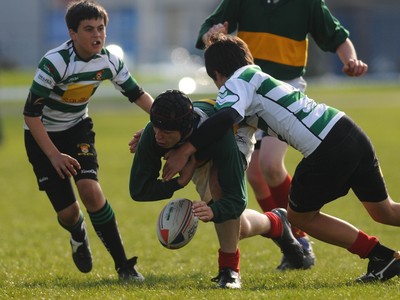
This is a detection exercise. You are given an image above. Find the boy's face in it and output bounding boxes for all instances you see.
[69,18,106,60]
[153,127,182,149]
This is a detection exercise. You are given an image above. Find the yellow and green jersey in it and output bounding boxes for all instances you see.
[196,0,349,80]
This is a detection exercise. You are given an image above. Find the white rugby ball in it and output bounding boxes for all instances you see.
[157,198,198,249]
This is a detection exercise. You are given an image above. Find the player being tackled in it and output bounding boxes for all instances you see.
[130,90,308,289]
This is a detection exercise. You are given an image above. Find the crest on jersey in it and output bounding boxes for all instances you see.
[77,143,93,156]
[95,70,104,81]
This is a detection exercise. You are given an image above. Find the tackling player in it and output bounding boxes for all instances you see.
[195,0,368,271]
[163,34,400,283]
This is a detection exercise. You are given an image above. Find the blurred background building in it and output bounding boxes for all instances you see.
[0,0,399,80]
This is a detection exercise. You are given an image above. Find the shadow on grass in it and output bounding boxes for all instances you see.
[16,272,216,290]
[245,273,400,292]
[15,271,400,292]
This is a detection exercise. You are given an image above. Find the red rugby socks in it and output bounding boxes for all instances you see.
[218,248,240,272]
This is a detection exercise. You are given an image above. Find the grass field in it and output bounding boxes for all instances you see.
[1,83,400,299]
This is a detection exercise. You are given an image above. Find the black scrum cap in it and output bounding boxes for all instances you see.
[150,90,194,136]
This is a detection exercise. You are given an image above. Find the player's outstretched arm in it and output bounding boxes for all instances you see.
[134,91,154,113]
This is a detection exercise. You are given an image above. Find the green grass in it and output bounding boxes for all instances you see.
[0,70,33,87]
[1,84,400,299]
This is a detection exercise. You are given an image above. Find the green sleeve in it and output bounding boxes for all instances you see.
[195,0,242,49]
[129,123,183,201]
[308,0,349,52]
[204,129,248,223]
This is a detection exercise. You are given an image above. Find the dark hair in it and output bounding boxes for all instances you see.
[65,0,108,32]
[150,90,195,137]
[204,34,254,81]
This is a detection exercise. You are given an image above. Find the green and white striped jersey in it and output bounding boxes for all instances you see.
[215,65,345,157]
[25,40,141,131]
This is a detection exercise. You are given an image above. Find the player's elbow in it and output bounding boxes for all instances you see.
[129,186,147,202]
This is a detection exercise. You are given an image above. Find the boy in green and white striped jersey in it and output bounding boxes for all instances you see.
[162,34,400,283]
[23,0,153,281]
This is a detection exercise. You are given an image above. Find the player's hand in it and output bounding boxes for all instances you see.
[48,152,80,179]
[163,142,197,181]
[342,58,368,77]
[128,128,144,153]
[177,155,197,187]
[192,200,214,222]
[163,148,190,181]
[202,21,229,45]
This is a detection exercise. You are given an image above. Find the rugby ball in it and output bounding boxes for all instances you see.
[157,198,198,249]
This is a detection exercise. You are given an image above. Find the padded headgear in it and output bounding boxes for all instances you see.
[150,90,194,137]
